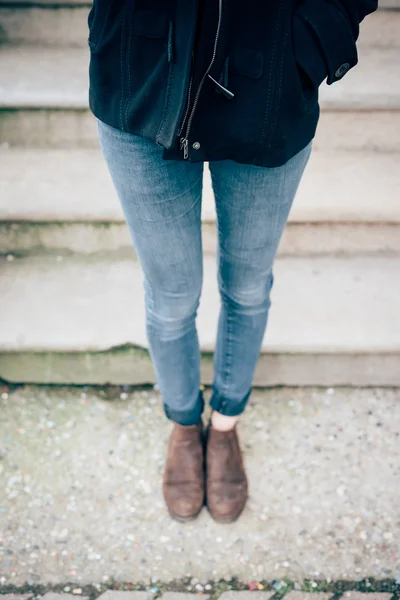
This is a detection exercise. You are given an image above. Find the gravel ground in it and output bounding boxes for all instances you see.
[0,385,399,585]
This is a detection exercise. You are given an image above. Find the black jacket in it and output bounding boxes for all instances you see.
[88,0,377,167]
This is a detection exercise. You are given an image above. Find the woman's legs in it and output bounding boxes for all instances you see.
[97,121,205,426]
[97,121,311,520]
[205,143,312,522]
[209,142,312,424]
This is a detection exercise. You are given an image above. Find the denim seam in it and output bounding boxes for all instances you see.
[210,387,251,417]
[163,390,204,426]
[166,176,203,203]
[137,187,202,228]
[213,174,236,410]
[223,312,234,394]
[163,188,202,224]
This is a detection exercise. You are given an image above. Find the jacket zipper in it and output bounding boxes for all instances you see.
[180,0,223,159]
[177,55,195,138]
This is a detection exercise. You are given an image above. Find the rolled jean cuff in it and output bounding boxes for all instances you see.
[209,387,251,417]
[163,390,205,426]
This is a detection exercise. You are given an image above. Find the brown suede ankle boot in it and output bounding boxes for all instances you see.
[162,421,205,522]
[205,423,248,523]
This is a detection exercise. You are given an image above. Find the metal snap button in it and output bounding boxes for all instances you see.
[335,63,350,79]
[192,141,201,150]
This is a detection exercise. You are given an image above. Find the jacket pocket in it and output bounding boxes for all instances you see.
[292,13,328,89]
[292,0,358,87]
[230,47,264,80]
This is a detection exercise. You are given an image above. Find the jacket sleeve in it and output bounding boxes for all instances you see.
[292,0,378,87]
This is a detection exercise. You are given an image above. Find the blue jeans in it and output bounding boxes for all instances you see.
[97,120,312,426]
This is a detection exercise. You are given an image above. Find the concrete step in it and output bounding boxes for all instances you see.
[0,45,399,151]
[1,254,399,385]
[380,0,400,7]
[1,147,400,256]
[0,3,397,48]
[0,5,90,47]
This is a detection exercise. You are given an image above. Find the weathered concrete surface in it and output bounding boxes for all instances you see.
[2,349,400,388]
[3,221,400,258]
[2,255,400,354]
[2,148,400,256]
[1,146,400,257]
[0,386,399,585]
[3,148,400,224]
[0,6,91,47]
[1,254,400,386]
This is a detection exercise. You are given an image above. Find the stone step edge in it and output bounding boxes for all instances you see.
[0,585,397,597]
[3,217,400,226]
[1,346,399,386]
[2,223,400,258]
[3,340,400,355]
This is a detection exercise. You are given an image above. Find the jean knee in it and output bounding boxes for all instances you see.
[220,271,274,315]
[146,282,202,342]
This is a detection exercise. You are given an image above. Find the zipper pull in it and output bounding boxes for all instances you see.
[208,74,234,100]
[180,137,189,160]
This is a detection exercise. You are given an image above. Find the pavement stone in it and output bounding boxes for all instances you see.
[218,593,274,600]
[0,593,396,600]
[97,593,153,600]
[0,596,33,600]
[342,594,393,600]
[42,595,88,600]
[161,594,210,600]
[283,594,332,600]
